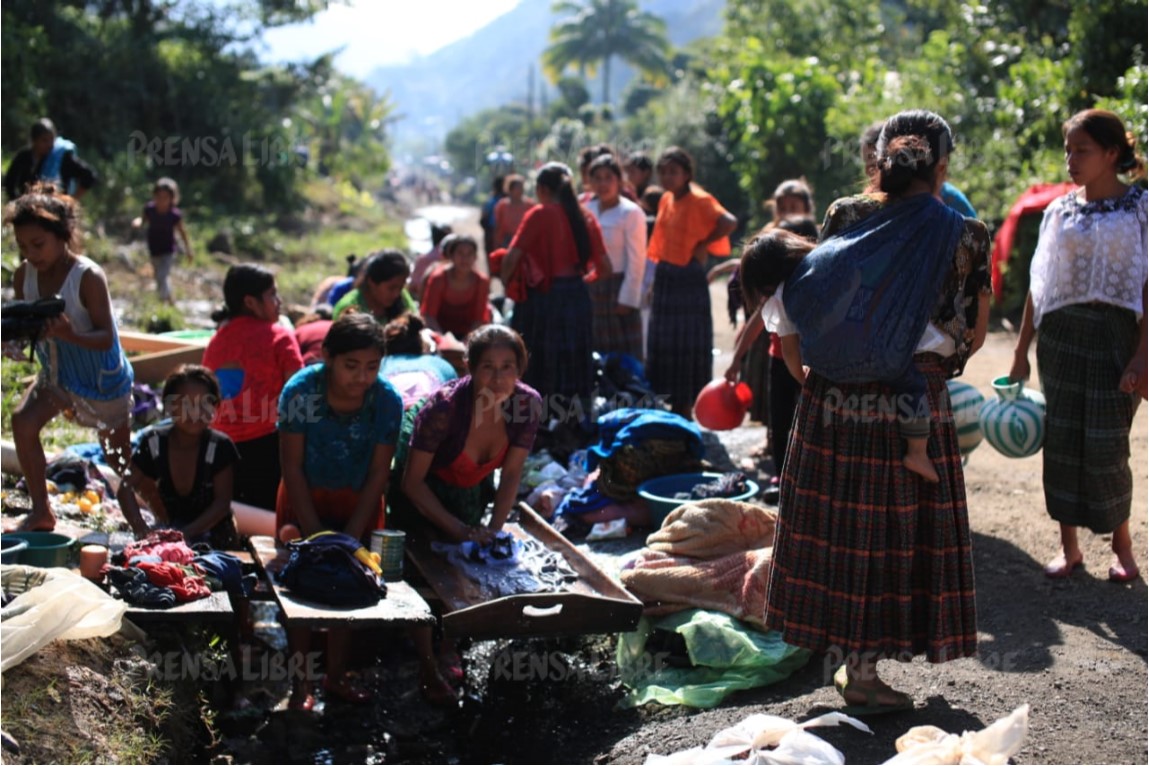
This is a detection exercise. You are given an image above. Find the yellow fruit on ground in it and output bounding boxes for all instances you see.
[84,489,100,504]
[78,498,93,513]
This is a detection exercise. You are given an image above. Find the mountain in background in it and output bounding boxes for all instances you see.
[366,0,727,150]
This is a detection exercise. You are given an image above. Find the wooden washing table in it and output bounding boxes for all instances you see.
[248,535,434,628]
[123,590,235,624]
[405,503,642,640]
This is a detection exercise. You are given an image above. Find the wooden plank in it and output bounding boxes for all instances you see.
[20,341,208,388]
[127,345,206,384]
[248,535,434,629]
[123,591,234,623]
[119,330,210,353]
[404,503,643,640]
[442,590,642,641]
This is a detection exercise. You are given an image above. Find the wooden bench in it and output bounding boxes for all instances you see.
[248,535,434,628]
[123,590,234,624]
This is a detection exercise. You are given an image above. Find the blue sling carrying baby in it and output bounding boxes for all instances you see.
[783,194,964,384]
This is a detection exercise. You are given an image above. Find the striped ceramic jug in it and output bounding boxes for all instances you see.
[946,379,986,457]
[978,376,1045,458]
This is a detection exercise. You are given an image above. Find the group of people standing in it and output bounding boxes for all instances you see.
[735,107,1145,712]
[492,146,736,419]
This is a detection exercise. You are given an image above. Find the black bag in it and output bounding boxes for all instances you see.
[1,295,66,346]
[276,531,386,607]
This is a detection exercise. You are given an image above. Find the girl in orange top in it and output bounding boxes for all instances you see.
[646,146,737,416]
[419,234,490,339]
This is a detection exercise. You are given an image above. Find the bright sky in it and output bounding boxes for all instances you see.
[258,0,522,77]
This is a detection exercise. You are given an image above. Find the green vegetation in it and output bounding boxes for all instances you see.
[2,1,393,225]
[448,0,1145,246]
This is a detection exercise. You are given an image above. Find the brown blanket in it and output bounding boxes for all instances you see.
[620,499,777,628]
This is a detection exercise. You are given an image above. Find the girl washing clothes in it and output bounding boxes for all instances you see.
[118,365,241,546]
[388,324,542,704]
[333,249,417,323]
[276,312,404,709]
[420,234,490,340]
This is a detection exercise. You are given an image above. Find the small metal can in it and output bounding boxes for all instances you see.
[371,529,406,580]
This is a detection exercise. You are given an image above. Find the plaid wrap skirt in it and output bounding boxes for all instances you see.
[764,357,978,664]
[1037,304,1139,533]
[511,276,594,400]
[589,272,644,361]
[647,260,713,413]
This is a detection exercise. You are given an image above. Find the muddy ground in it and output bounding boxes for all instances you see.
[3,202,1146,765]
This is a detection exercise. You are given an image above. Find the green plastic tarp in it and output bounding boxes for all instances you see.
[616,608,811,708]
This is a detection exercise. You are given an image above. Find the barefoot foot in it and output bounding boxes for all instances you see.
[14,510,57,533]
[903,453,940,483]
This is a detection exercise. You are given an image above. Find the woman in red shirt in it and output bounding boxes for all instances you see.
[647,147,737,417]
[420,234,490,340]
[499,162,611,404]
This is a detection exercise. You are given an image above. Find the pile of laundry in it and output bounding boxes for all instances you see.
[431,530,579,599]
[616,499,810,708]
[103,529,252,609]
[521,409,707,531]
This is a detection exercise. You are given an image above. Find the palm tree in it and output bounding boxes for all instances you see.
[543,0,670,107]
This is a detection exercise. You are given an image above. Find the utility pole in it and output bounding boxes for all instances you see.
[527,65,535,120]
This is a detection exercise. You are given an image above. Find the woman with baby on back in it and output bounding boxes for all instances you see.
[757,110,990,715]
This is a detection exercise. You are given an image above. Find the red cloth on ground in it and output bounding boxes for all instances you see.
[137,561,212,602]
[123,529,196,564]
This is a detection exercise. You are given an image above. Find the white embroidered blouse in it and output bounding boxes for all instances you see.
[1030,184,1148,328]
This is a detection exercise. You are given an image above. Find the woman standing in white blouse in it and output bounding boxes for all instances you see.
[586,154,648,361]
[1010,109,1148,583]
